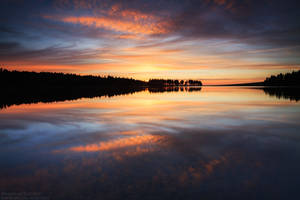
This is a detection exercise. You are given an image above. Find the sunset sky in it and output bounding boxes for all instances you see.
[1,0,299,84]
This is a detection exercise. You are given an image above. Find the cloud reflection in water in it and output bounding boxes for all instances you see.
[0,87,300,199]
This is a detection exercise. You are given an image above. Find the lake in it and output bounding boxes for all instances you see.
[0,87,300,200]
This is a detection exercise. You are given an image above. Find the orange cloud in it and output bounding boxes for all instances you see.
[48,2,171,36]
[49,4,171,36]
[61,16,168,35]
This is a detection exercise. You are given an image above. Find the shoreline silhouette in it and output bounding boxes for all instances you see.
[1,68,300,108]
[0,68,204,109]
[206,70,300,87]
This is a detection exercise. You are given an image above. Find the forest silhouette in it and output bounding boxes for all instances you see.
[148,86,202,93]
[262,70,300,101]
[264,70,300,86]
[148,79,202,87]
[1,68,299,108]
[0,68,147,109]
[0,68,203,109]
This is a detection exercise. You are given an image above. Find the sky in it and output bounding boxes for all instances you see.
[0,0,300,84]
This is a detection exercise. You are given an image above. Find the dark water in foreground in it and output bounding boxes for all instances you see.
[0,87,300,200]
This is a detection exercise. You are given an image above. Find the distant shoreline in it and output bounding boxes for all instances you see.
[204,82,264,86]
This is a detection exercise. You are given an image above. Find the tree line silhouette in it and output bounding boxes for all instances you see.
[148,86,202,93]
[260,70,300,101]
[0,68,203,109]
[0,68,147,88]
[0,68,147,109]
[264,70,300,86]
[1,68,299,107]
[148,79,202,87]
[0,68,203,88]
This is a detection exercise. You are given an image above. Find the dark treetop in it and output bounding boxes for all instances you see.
[264,70,300,86]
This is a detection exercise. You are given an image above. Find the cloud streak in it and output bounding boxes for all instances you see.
[0,0,299,84]
[60,15,168,35]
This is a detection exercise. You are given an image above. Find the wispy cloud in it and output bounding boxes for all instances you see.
[46,2,171,36]
[0,0,299,84]
[61,15,169,35]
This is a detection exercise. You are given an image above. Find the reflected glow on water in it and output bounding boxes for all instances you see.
[65,135,163,152]
[0,87,300,199]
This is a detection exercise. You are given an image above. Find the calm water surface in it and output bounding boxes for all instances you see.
[0,87,300,200]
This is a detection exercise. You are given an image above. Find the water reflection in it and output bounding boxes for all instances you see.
[261,87,300,101]
[62,135,163,152]
[148,86,202,93]
[0,87,300,199]
[0,87,146,110]
[0,86,202,109]
[2,86,300,110]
